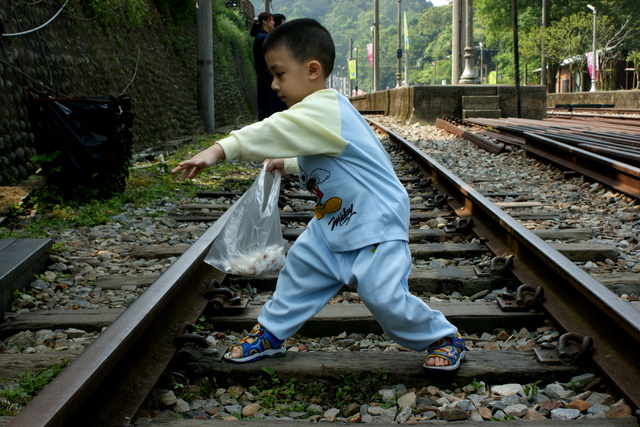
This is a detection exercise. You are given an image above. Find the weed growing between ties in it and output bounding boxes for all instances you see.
[164,366,395,419]
[249,367,394,412]
[0,134,259,240]
[0,362,68,416]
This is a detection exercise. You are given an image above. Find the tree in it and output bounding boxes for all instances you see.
[476,0,640,92]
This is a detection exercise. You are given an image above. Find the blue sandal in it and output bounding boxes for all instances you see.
[423,333,466,371]
[223,323,286,363]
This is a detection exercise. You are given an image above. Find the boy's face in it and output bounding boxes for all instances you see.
[266,47,324,108]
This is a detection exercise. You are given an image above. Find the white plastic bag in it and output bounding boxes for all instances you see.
[205,164,286,275]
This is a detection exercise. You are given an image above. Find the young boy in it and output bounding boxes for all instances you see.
[172,18,465,371]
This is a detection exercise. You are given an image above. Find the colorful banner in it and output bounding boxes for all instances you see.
[586,51,599,80]
[348,59,357,80]
[403,11,410,51]
[367,43,373,66]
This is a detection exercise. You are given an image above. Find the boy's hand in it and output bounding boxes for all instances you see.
[172,144,226,181]
[265,159,285,174]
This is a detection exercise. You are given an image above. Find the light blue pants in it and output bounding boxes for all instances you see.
[258,223,458,351]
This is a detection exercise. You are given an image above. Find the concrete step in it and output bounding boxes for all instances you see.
[0,239,52,313]
[462,95,500,109]
[459,85,498,96]
[463,109,502,119]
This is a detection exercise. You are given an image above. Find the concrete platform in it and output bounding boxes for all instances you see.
[349,84,547,124]
[0,239,52,313]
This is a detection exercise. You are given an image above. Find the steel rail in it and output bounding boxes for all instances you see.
[463,117,640,200]
[367,118,640,417]
[7,211,232,426]
[522,132,640,199]
[434,118,506,154]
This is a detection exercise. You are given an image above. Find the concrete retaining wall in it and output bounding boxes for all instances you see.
[350,85,547,124]
[548,90,640,109]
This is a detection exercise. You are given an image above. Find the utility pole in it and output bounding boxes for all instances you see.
[396,0,402,87]
[373,0,379,92]
[451,0,462,84]
[540,0,547,90]
[264,0,270,13]
[404,11,409,86]
[588,4,597,92]
[197,0,214,133]
[348,38,353,97]
[512,0,521,117]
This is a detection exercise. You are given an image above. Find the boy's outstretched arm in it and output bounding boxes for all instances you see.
[172,143,226,181]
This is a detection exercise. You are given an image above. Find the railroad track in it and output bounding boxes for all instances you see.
[460,115,640,199]
[3,119,640,426]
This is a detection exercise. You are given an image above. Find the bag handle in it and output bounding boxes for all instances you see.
[257,163,281,215]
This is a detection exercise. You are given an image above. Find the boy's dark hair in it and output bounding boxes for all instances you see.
[263,18,335,77]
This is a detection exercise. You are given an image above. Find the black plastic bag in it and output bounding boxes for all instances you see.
[23,86,134,199]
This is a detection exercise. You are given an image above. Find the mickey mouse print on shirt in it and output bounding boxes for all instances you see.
[299,166,342,220]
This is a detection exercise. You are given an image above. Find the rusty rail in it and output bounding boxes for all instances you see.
[367,118,640,415]
[435,118,506,155]
[463,117,640,200]
[8,217,230,426]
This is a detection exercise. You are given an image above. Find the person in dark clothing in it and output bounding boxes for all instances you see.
[273,13,286,27]
[250,12,286,120]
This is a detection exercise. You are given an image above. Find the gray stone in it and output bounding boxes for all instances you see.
[224,404,243,415]
[490,401,507,414]
[550,408,581,420]
[452,399,476,412]
[341,403,360,417]
[397,391,416,408]
[491,384,523,396]
[379,406,398,423]
[367,406,385,416]
[29,279,50,290]
[306,404,323,415]
[501,394,523,405]
[585,392,615,406]
[395,405,412,423]
[504,403,529,417]
[173,398,190,413]
[379,388,396,404]
[492,409,506,420]
[568,373,595,388]
[361,414,374,423]
[159,390,177,406]
[323,407,340,422]
[586,403,610,416]
[543,382,575,400]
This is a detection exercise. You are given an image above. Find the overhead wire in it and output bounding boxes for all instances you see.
[3,0,69,37]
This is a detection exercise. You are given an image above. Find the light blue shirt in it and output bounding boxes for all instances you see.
[218,89,409,251]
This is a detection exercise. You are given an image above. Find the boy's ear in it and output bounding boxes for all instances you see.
[308,60,323,81]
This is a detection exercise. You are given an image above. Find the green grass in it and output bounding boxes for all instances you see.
[0,362,68,416]
[0,134,259,239]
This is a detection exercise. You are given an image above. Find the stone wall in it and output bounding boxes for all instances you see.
[0,2,256,185]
